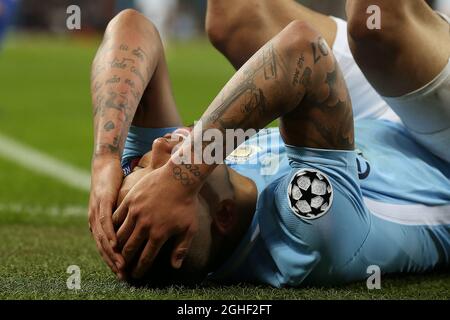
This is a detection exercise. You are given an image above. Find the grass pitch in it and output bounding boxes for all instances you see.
[0,35,448,300]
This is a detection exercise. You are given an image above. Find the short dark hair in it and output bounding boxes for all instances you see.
[126,237,207,288]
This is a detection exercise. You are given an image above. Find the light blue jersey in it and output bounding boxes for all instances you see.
[122,119,450,287]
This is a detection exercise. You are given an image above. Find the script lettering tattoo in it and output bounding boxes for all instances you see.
[91,38,153,158]
[130,66,146,85]
[111,58,135,69]
[292,53,306,86]
[105,75,121,84]
[132,47,147,62]
[207,43,283,131]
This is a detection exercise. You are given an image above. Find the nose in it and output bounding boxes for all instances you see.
[151,128,190,169]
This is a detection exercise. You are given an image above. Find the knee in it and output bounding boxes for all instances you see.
[346,0,409,43]
[205,1,265,52]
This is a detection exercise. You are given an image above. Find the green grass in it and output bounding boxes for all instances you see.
[0,34,449,300]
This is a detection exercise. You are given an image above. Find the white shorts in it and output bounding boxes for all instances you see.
[332,14,450,163]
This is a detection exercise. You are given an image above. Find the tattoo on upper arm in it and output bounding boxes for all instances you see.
[286,36,353,150]
[307,53,354,150]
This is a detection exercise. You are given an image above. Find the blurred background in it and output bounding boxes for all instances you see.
[0,0,449,299]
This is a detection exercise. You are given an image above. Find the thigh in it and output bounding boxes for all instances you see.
[132,52,182,128]
[348,0,450,97]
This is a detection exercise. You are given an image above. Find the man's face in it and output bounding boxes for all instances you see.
[117,129,189,205]
[116,129,219,284]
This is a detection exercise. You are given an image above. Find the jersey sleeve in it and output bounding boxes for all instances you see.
[121,126,178,170]
[263,145,372,285]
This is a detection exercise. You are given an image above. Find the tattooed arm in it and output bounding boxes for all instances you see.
[89,9,164,278]
[113,21,354,278]
[172,20,354,187]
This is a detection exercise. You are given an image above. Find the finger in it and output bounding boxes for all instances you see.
[132,235,167,279]
[99,201,117,249]
[91,225,118,274]
[116,213,136,250]
[95,224,124,271]
[121,226,147,266]
[112,199,129,230]
[171,229,196,269]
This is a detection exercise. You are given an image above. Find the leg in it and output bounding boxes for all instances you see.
[205,0,337,69]
[347,0,450,161]
[347,0,450,97]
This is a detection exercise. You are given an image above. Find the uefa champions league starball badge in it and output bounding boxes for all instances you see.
[287,169,333,220]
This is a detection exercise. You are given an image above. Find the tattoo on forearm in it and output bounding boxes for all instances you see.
[172,164,203,186]
[206,43,284,131]
[91,38,153,158]
[103,120,115,131]
[130,66,146,85]
[263,44,278,80]
[132,47,148,62]
[111,57,135,69]
[105,75,121,84]
[125,78,136,89]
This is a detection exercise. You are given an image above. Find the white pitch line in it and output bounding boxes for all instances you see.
[0,202,88,216]
[0,133,90,192]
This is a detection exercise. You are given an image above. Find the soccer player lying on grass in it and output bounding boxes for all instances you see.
[88,5,450,286]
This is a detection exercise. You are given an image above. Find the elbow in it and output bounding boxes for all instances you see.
[106,9,158,38]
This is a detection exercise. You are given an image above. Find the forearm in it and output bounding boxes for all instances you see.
[91,10,160,161]
[169,22,325,190]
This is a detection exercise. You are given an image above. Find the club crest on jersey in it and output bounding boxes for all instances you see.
[287,169,333,220]
[226,145,261,163]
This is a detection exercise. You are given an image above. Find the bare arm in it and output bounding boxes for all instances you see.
[113,21,354,277]
[172,20,353,187]
[88,9,166,277]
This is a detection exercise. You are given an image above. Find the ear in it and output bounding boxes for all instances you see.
[212,199,236,235]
